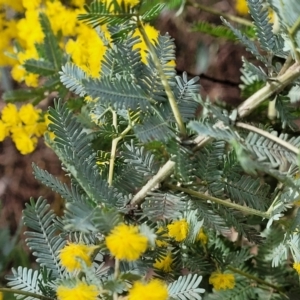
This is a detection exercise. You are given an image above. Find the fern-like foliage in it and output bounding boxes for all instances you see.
[168,274,205,300]
[32,163,87,204]
[84,76,151,111]
[174,72,200,121]
[244,130,300,167]
[22,197,66,278]
[59,63,87,97]
[276,95,299,131]
[48,100,126,207]
[141,191,187,221]
[78,1,135,27]
[247,0,276,52]
[6,267,43,300]
[222,17,269,65]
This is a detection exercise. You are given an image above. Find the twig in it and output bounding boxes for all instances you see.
[130,160,175,206]
[166,184,271,219]
[193,62,300,150]
[108,124,132,186]
[187,0,253,27]
[235,122,300,155]
[136,18,186,136]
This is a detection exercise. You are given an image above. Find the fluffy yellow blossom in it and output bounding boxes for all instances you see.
[128,279,168,300]
[153,252,173,272]
[11,65,26,82]
[59,243,97,272]
[66,23,108,77]
[46,1,79,36]
[0,120,9,141]
[17,10,44,48]
[2,103,21,127]
[167,219,189,242]
[0,0,23,12]
[234,0,248,16]
[155,227,168,247]
[196,228,208,245]
[293,262,300,274]
[209,272,235,291]
[57,281,98,300]
[19,104,41,125]
[24,73,39,87]
[22,0,42,10]
[106,223,148,261]
[11,128,38,155]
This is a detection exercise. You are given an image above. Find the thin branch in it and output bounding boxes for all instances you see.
[136,18,186,136]
[193,62,300,150]
[167,184,271,219]
[130,160,175,206]
[108,125,132,186]
[187,0,253,27]
[0,288,54,300]
[236,122,300,155]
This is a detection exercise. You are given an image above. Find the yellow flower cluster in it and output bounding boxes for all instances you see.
[234,0,249,16]
[59,242,98,272]
[196,228,208,245]
[106,223,148,261]
[293,262,300,274]
[153,251,173,272]
[128,279,169,300]
[167,219,189,242]
[0,103,46,155]
[209,272,235,291]
[1,0,159,86]
[57,281,98,300]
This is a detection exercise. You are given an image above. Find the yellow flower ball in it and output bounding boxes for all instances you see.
[209,272,235,291]
[293,262,300,274]
[106,223,148,261]
[0,120,9,142]
[59,243,97,272]
[1,103,21,127]
[57,282,98,300]
[11,127,37,155]
[19,103,41,125]
[167,219,189,242]
[128,279,168,300]
[196,228,208,245]
[153,252,173,272]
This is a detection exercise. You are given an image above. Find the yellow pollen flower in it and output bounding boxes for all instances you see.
[155,227,168,247]
[0,120,9,142]
[57,281,98,300]
[234,0,249,16]
[293,262,300,274]
[106,223,148,261]
[19,103,41,125]
[2,103,21,127]
[59,243,97,272]
[196,228,208,245]
[128,279,168,300]
[167,219,189,242]
[11,128,38,155]
[153,252,173,272]
[209,272,235,291]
